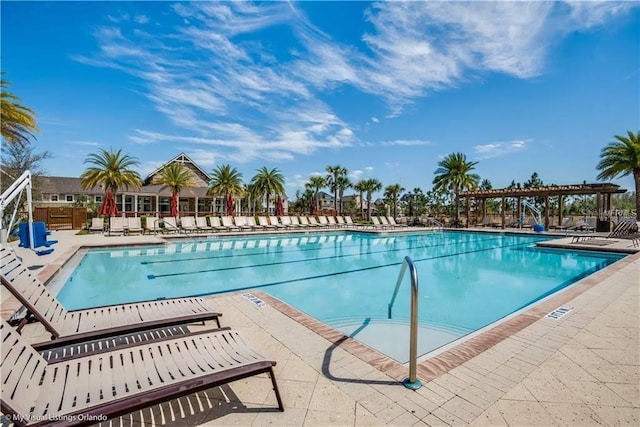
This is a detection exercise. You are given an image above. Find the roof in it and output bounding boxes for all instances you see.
[39,177,102,195]
[144,153,211,185]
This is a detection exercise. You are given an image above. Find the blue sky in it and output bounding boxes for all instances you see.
[2,1,638,198]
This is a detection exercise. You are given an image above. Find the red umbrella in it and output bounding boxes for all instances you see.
[226,194,234,216]
[99,190,119,217]
[170,193,179,217]
[276,195,284,216]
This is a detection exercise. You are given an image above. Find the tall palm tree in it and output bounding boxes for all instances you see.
[433,152,480,222]
[80,148,142,198]
[384,183,405,219]
[250,167,285,214]
[153,163,193,217]
[1,76,39,147]
[360,178,382,220]
[336,175,352,215]
[326,165,347,213]
[353,180,367,219]
[208,164,244,211]
[306,176,327,213]
[597,131,640,220]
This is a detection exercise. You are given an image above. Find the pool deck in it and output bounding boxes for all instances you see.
[1,229,638,426]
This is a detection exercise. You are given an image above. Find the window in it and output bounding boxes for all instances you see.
[50,195,59,202]
[95,195,103,203]
[65,194,74,202]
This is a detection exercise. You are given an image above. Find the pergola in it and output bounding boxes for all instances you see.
[459,182,626,230]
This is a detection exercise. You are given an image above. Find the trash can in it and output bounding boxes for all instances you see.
[596,220,610,232]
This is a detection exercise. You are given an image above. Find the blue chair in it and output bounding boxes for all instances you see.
[16,222,58,249]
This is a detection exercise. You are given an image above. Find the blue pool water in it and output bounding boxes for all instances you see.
[55,231,623,362]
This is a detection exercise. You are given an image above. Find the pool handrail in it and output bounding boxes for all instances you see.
[387,256,422,390]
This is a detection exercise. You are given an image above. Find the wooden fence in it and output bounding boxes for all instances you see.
[34,207,87,230]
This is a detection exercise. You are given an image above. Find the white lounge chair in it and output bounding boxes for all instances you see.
[89,217,104,233]
[327,216,338,227]
[144,216,162,234]
[386,216,408,228]
[371,217,389,229]
[299,216,318,227]
[127,217,144,234]
[221,216,240,231]
[109,216,126,235]
[280,216,298,229]
[163,216,180,233]
[290,216,307,228]
[180,216,198,233]
[208,216,228,232]
[195,216,213,232]
[269,216,287,229]
[234,216,252,231]
[258,216,276,230]
[246,216,264,230]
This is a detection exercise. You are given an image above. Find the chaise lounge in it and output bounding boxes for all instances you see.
[0,321,284,426]
[0,247,222,347]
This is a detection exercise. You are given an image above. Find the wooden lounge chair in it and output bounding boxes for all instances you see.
[0,321,284,426]
[89,217,104,233]
[195,216,213,232]
[0,248,222,347]
[127,217,143,235]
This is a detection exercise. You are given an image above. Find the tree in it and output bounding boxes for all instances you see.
[244,182,262,216]
[250,167,285,215]
[1,75,39,147]
[360,178,382,220]
[290,188,314,213]
[432,152,480,222]
[208,164,244,203]
[597,130,640,220]
[326,165,347,213]
[153,163,193,217]
[80,148,142,197]
[306,176,327,213]
[384,183,405,219]
[353,180,367,219]
[335,175,351,215]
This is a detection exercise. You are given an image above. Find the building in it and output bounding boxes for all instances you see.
[37,153,288,216]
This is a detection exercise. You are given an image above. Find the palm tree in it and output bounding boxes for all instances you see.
[245,182,262,216]
[433,152,480,223]
[326,165,347,213]
[1,75,39,147]
[336,175,352,215]
[250,167,285,214]
[80,148,142,199]
[353,180,367,219]
[597,131,640,220]
[306,176,327,213]
[360,178,382,220]
[153,163,193,217]
[208,164,244,212]
[384,183,405,219]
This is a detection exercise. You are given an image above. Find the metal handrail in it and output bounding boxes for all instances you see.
[425,217,444,229]
[387,256,422,390]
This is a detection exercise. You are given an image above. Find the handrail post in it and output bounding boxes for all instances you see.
[388,256,422,390]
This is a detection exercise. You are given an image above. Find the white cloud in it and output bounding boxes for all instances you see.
[68,140,101,146]
[474,139,528,159]
[364,166,374,172]
[385,162,399,168]
[349,170,364,181]
[381,139,431,147]
[134,15,149,24]
[371,117,379,123]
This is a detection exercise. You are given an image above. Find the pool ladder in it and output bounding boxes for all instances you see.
[388,256,422,390]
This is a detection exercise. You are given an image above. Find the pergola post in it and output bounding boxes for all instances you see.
[501,197,506,229]
[466,196,471,227]
[516,196,522,226]
[544,195,549,229]
[558,195,563,227]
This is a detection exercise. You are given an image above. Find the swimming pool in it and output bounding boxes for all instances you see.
[55,231,623,362]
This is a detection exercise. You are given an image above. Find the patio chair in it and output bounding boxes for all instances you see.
[108,216,126,235]
[208,216,228,232]
[326,216,338,227]
[0,321,283,426]
[309,216,327,228]
[221,216,240,231]
[335,216,347,227]
[379,216,397,228]
[280,216,297,229]
[195,216,213,232]
[0,247,222,347]
[290,216,307,228]
[268,216,287,229]
[258,216,276,230]
[299,216,318,228]
[163,216,180,233]
[127,217,143,235]
[89,217,104,233]
[371,216,389,229]
[246,216,264,230]
[144,216,162,234]
[180,216,198,233]
[344,216,367,229]
[234,216,252,231]
[317,216,332,228]
[386,216,408,228]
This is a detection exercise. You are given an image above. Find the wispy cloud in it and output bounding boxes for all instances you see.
[474,139,528,159]
[68,140,102,146]
[77,1,633,162]
[381,139,431,147]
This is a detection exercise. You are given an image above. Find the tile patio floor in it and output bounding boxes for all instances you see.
[1,229,638,426]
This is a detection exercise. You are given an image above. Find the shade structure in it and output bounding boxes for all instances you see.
[170,193,179,217]
[226,194,234,216]
[310,199,317,215]
[276,196,284,216]
[98,190,119,217]
[408,199,414,217]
